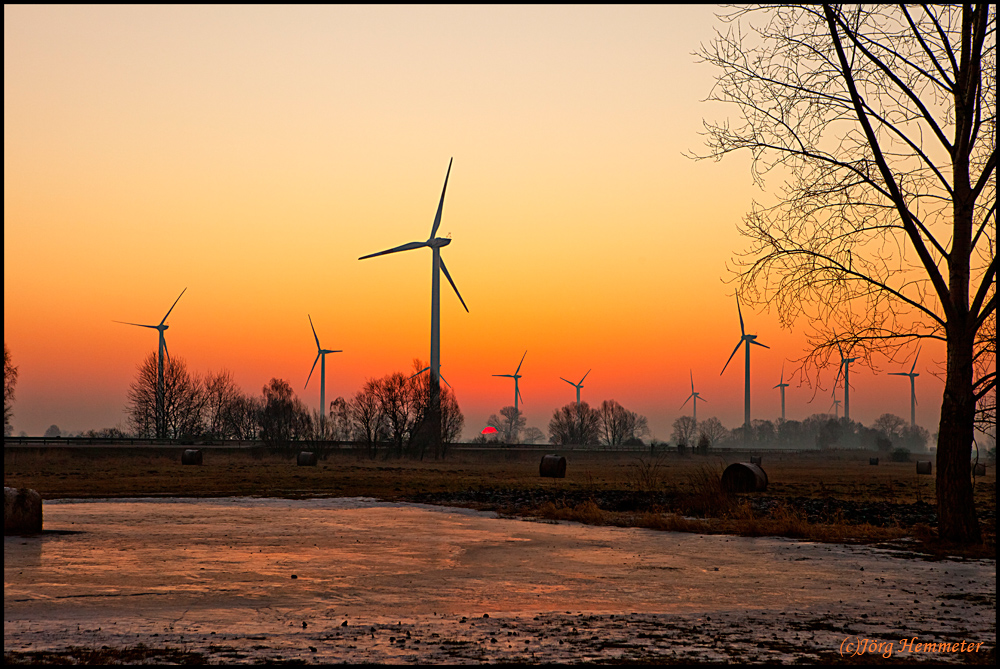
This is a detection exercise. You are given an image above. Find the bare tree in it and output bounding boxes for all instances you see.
[203,369,242,439]
[126,353,206,439]
[874,413,908,443]
[548,402,601,446]
[259,378,312,452]
[4,342,17,435]
[671,415,696,447]
[699,416,729,446]
[350,380,387,459]
[328,396,353,441]
[597,399,649,447]
[487,406,525,444]
[521,426,544,445]
[44,425,62,438]
[696,5,995,543]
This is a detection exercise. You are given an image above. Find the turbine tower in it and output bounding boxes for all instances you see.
[889,347,920,427]
[680,370,707,428]
[494,351,527,413]
[773,364,790,421]
[559,369,590,406]
[721,296,770,429]
[305,314,342,436]
[358,158,468,452]
[115,288,187,439]
[834,341,857,421]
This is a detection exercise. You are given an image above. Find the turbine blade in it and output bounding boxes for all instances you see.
[701,396,708,403]
[888,372,907,376]
[780,362,785,384]
[579,369,591,385]
[308,314,321,350]
[516,385,523,406]
[736,296,745,336]
[837,339,845,359]
[911,347,920,374]
[690,369,694,393]
[439,257,469,312]
[305,353,321,388]
[162,335,170,365]
[493,374,515,378]
[359,240,429,260]
[560,377,575,387]
[160,288,187,326]
[721,340,742,375]
[515,350,527,375]
[114,320,159,329]
[751,340,770,349]
[409,367,430,381]
[440,374,453,389]
[680,394,693,410]
[323,349,343,354]
[835,361,843,386]
[429,157,453,239]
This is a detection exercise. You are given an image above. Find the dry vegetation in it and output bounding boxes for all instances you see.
[4,446,995,557]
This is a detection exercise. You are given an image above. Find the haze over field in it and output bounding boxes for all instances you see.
[4,5,947,439]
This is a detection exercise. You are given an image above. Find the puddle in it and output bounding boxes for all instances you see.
[5,497,994,663]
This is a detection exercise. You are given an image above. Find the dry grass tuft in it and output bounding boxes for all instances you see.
[535,500,605,525]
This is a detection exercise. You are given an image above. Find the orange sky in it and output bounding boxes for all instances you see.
[4,5,946,439]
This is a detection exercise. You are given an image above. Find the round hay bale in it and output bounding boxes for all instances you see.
[181,449,203,466]
[4,487,43,535]
[916,461,932,475]
[539,454,567,478]
[721,462,768,493]
[297,451,317,466]
[869,457,879,465]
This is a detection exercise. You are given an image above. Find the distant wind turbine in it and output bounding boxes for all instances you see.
[559,369,591,406]
[114,288,187,439]
[680,370,707,428]
[721,296,770,428]
[834,341,857,421]
[773,364,790,421]
[889,347,921,427]
[830,397,842,419]
[494,351,527,413]
[358,158,468,451]
[304,315,342,434]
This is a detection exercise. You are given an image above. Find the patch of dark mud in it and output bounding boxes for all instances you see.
[4,644,206,665]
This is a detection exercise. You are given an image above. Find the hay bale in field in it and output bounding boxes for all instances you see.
[973,463,986,476]
[750,455,762,465]
[539,454,567,478]
[4,487,42,535]
[721,462,768,493]
[181,449,203,465]
[916,461,932,475]
[297,451,317,466]
[869,457,879,465]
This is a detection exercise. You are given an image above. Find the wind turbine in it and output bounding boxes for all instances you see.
[889,347,920,427]
[304,315,342,435]
[559,369,590,406]
[680,370,707,427]
[115,288,187,439]
[834,341,857,421]
[494,350,527,414]
[721,296,770,428]
[830,397,842,419]
[358,158,468,451]
[773,364,790,421]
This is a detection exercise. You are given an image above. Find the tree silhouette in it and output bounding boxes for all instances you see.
[127,353,206,439]
[4,343,17,435]
[548,402,600,446]
[697,5,995,543]
[596,399,649,447]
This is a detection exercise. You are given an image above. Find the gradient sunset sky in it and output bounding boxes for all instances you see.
[4,5,944,439]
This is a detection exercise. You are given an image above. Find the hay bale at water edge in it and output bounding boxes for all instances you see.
[4,487,42,535]
[916,461,932,475]
[297,451,317,466]
[721,462,768,493]
[539,454,567,478]
[181,449,203,465]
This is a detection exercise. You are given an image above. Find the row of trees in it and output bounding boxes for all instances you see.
[124,353,464,459]
[475,400,649,447]
[670,413,931,452]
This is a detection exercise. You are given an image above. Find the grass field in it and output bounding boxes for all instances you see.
[4,445,995,557]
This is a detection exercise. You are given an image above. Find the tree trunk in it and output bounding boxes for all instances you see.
[935,326,981,544]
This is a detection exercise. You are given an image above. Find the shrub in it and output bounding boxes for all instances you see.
[890,447,911,462]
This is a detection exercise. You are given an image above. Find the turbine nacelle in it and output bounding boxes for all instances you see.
[428,237,452,248]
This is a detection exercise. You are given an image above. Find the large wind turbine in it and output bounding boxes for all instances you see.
[721,297,770,428]
[358,158,468,451]
[889,347,920,427]
[680,370,707,427]
[305,314,342,435]
[834,341,857,421]
[115,288,187,439]
[773,364,790,421]
[559,369,590,406]
[494,351,527,413]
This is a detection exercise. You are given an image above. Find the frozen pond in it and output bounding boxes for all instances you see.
[4,497,995,663]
